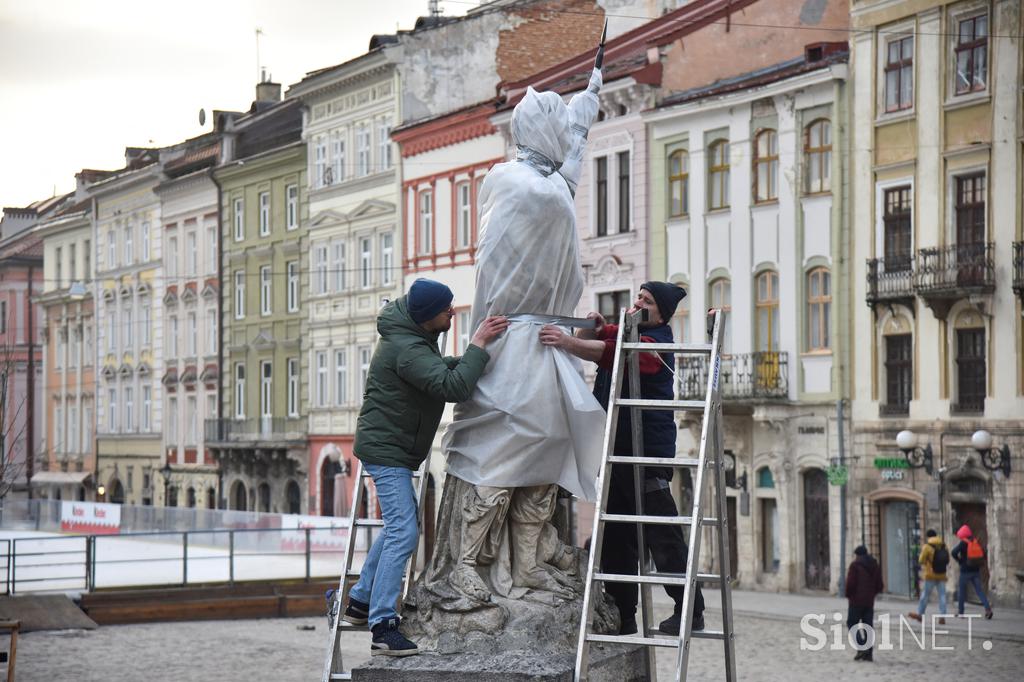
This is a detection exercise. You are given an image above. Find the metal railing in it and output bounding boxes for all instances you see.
[205,417,307,443]
[677,351,789,400]
[1013,241,1023,296]
[866,256,914,304]
[914,242,995,294]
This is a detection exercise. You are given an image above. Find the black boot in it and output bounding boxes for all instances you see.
[370,618,418,657]
[659,607,704,635]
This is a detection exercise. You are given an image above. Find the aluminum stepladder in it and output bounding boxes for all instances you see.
[320,455,432,682]
[574,308,736,682]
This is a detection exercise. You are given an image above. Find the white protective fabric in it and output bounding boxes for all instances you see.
[442,70,605,501]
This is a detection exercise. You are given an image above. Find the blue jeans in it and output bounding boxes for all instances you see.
[917,579,947,615]
[348,463,419,628]
[957,571,991,614]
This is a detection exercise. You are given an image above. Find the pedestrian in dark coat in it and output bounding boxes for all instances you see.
[845,545,884,661]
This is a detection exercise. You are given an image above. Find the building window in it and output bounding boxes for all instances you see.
[883,186,912,270]
[314,243,328,295]
[141,222,150,262]
[760,497,780,572]
[334,349,348,406]
[358,346,371,404]
[955,13,988,94]
[108,388,117,432]
[287,261,299,312]
[142,385,151,431]
[187,312,197,356]
[668,150,689,217]
[169,315,179,357]
[456,182,472,248]
[753,130,778,203]
[617,150,630,233]
[709,278,732,354]
[807,268,831,351]
[84,239,91,280]
[206,308,216,355]
[54,406,64,454]
[234,271,245,318]
[595,156,608,236]
[418,190,433,255]
[124,386,134,432]
[123,226,133,266]
[68,243,76,283]
[168,397,178,444]
[187,396,197,445]
[167,236,178,278]
[670,293,690,345]
[55,246,63,288]
[55,331,65,370]
[884,333,912,414]
[284,184,298,231]
[755,271,779,353]
[260,361,272,421]
[260,265,272,315]
[597,290,630,321]
[456,309,471,354]
[206,226,216,275]
[83,404,93,445]
[884,36,914,112]
[331,131,344,185]
[123,308,133,349]
[316,351,328,407]
[708,139,730,210]
[955,327,985,412]
[233,198,244,241]
[287,357,299,417]
[360,237,372,289]
[955,173,986,246]
[107,311,116,352]
[804,119,831,194]
[234,364,245,418]
[357,124,371,177]
[258,191,270,236]
[380,233,394,285]
[186,230,197,275]
[315,136,329,187]
[378,117,392,171]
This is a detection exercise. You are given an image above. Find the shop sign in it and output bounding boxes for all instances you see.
[874,457,908,482]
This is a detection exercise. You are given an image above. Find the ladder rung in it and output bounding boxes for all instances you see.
[593,571,722,586]
[600,514,718,526]
[621,342,712,354]
[361,471,424,479]
[607,456,700,467]
[691,629,729,640]
[329,673,352,681]
[355,519,384,527]
[587,633,679,648]
[616,398,705,411]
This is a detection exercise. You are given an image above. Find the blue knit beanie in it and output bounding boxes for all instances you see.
[407,278,454,324]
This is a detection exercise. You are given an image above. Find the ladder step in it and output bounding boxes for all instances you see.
[621,342,712,354]
[640,628,730,641]
[355,519,384,528]
[607,456,700,467]
[615,398,705,411]
[593,571,722,586]
[329,673,352,681]
[600,513,718,526]
[586,633,679,648]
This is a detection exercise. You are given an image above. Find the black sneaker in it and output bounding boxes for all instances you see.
[619,615,638,636]
[658,611,704,636]
[371,618,419,657]
[343,596,369,626]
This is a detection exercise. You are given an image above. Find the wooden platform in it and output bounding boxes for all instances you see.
[0,595,98,632]
[78,579,336,625]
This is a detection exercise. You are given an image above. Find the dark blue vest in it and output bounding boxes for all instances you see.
[593,323,677,477]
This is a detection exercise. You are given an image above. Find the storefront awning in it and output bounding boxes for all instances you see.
[30,471,92,486]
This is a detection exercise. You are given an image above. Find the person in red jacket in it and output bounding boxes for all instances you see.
[845,545,884,662]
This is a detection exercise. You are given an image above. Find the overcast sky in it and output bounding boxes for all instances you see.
[0,0,476,209]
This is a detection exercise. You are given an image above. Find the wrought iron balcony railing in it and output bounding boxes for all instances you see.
[677,351,789,401]
[866,256,915,305]
[205,418,307,444]
[914,242,995,295]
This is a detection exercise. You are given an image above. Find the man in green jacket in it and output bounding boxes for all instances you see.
[342,278,507,656]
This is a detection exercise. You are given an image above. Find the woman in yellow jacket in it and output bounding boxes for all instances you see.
[910,529,949,623]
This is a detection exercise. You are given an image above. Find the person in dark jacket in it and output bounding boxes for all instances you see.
[539,281,703,636]
[845,545,884,662]
[342,278,507,657]
[951,524,993,619]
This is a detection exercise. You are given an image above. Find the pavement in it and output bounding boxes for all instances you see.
[14,589,1024,681]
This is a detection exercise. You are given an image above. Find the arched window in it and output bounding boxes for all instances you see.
[206,487,217,510]
[804,119,832,194]
[756,466,775,489]
[668,150,689,217]
[708,277,732,353]
[669,280,690,344]
[755,271,780,353]
[258,483,271,513]
[807,268,831,351]
[286,480,302,515]
[753,130,778,203]
[186,487,196,508]
[231,480,247,511]
[708,140,730,209]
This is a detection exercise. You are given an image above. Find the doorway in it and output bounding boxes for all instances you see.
[321,458,344,516]
[880,500,920,597]
[952,502,989,600]
[803,468,831,590]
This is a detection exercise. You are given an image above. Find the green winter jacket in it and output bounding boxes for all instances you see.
[353,296,490,470]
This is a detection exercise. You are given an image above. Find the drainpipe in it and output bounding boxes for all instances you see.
[209,167,225,510]
[837,398,847,596]
[26,262,36,499]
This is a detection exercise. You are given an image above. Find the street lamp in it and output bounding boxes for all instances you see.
[159,461,173,506]
[971,430,1012,477]
[897,430,934,475]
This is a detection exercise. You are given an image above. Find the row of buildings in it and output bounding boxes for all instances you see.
[1,0,1021,604]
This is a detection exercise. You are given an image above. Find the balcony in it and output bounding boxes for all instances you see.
[914,242,995,319]
[677,352,789,401]
[865,256,915,309]
[205,418,307,446]
[1013,241,1023,303]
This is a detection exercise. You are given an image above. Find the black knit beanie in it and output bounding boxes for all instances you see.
[640,281,687,323]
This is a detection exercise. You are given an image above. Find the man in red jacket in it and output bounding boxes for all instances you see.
[845,545,884,662]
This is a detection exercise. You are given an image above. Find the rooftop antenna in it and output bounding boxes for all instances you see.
[428,0,441,17]
[255,27,263,83]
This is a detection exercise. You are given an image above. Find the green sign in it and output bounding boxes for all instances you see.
[827,465,848,486]
[873,457,909,469]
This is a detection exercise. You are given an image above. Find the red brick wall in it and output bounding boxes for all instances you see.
[497,0,606,85]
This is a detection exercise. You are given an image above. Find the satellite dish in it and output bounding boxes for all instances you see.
[199,108,207,126]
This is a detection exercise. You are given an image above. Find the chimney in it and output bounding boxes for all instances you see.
[255,69,281,103]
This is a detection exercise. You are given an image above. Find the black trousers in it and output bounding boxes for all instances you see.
[600,462,705,618]
[846,605,874,651]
